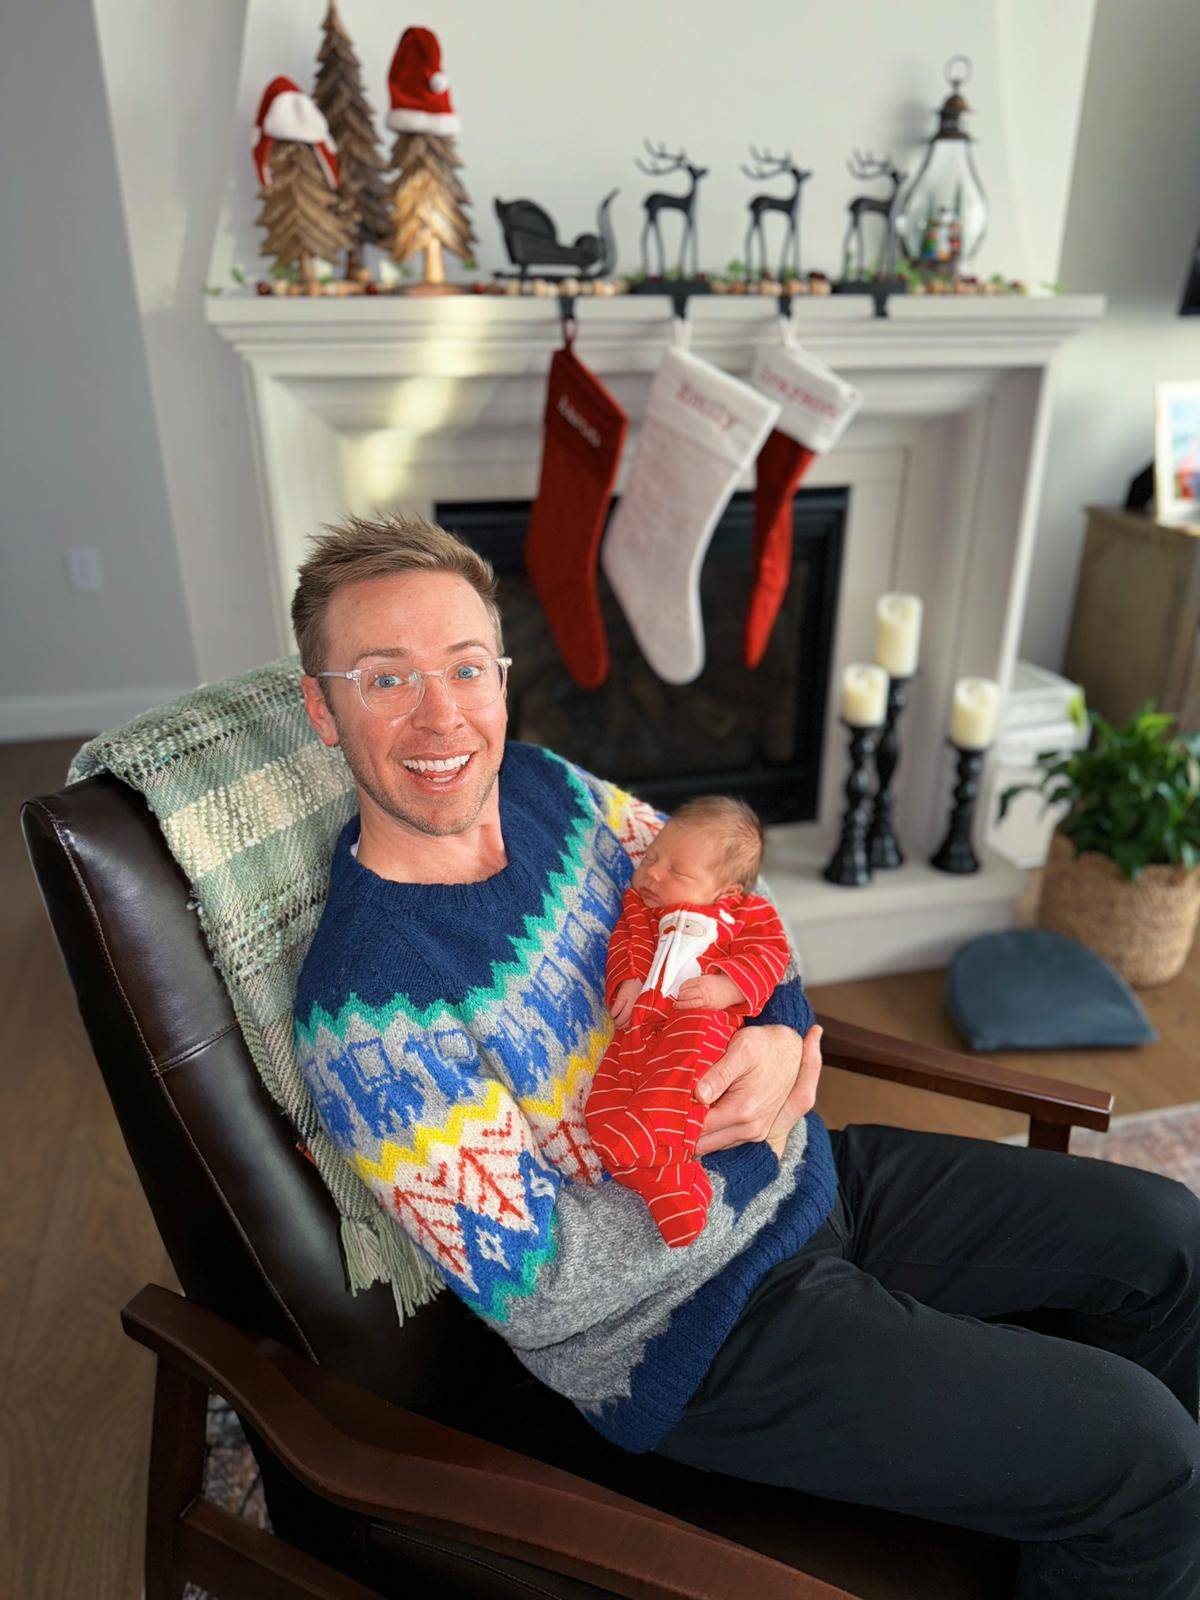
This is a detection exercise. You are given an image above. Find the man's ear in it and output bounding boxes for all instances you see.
[301,675,340,748]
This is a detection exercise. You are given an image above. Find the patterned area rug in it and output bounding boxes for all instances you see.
[182,1099,1200,1592]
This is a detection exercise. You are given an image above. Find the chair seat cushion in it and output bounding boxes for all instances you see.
[946,929,1157,1052]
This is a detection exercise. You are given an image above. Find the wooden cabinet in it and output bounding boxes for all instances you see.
[1064,506,1200,731]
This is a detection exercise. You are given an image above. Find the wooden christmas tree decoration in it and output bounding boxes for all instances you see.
[252,76,355,293]
[313,2,390,281]
[387,133,476,288]
[255,142,355,292]
[383,27,477,292]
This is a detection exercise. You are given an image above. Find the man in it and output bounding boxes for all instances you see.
[295,512,1200,1598]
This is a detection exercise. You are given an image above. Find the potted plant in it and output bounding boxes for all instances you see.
[997,696,1200,987]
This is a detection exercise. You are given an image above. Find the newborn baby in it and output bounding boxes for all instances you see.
[585,795,790,1246]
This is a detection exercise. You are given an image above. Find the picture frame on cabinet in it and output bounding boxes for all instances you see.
[1154,381,1200,531]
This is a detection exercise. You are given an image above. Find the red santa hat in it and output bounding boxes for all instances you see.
[253,76,339,189]
[386,27,461,134]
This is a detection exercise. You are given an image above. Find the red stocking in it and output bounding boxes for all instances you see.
[525,340,627,689]
[745,430,817,669]
[744,341,863,668]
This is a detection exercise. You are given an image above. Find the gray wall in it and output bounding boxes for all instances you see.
[0,0,195,737]
[1019,0,1200,670]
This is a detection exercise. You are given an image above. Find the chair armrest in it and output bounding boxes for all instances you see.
[816,1014,1113,1148]
[122,1284,854,1600]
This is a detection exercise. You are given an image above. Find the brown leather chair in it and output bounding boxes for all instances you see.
[22,772,1114,1600]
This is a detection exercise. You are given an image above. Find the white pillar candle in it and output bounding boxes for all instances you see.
[875,592,923,677]
[950,677,1002,748]
[840,663,889,727]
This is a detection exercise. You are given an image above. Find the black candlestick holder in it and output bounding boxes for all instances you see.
[823,718,881,887]
[930,739,986,874]
[867,670,916,869]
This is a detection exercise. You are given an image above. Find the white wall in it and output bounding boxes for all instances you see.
[11,0,1101,730]
[211,0,1093,294]
[92,0,278,688]
[1019,0,1200,672]
[0,0,195,739]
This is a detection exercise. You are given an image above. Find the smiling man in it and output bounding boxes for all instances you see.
[292,513,1200,1598]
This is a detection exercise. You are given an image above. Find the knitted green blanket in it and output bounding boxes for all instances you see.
[69,658,446,1321]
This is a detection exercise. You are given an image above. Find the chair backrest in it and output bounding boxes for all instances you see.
[22,772,531,1432]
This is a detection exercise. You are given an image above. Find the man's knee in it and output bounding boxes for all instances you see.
[1120,1169,1200,1286]
[1075,1353,1200,1524]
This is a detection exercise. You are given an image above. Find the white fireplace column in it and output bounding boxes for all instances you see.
[209,292,1103,983]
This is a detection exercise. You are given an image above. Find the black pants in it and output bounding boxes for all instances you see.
[657,1124,1200,1597]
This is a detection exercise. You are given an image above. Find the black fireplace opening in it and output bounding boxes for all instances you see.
[435,488,847,825]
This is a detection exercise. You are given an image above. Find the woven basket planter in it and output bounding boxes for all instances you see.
[1038,829,1200,988]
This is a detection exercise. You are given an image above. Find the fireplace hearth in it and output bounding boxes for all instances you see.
[437,489,847,824]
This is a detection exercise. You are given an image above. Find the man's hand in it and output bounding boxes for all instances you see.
[675,973,746,1012]
[693,1023,824,1159]
[609,978,643,1030]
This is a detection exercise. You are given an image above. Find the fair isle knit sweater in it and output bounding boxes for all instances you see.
[295,742,838,1453]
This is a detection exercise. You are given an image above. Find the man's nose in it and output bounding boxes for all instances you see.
[411,673,465,728]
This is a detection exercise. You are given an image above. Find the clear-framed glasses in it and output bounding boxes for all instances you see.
[317,654,512,720]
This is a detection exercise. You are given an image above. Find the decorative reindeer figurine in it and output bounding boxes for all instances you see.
[742,148,812,281]
[635,141,708,279]
[841,150,907,282]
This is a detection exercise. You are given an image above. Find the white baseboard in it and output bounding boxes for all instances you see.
[0,685,195,743]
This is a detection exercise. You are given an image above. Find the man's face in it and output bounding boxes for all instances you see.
[300,570,508,838]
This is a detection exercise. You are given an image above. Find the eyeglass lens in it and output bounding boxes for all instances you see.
[359,656,505,716]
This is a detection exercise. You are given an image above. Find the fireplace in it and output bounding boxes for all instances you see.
[436,488,847,824]
[209,292,1103,979]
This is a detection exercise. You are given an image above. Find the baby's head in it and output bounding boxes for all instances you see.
[632,795,765,909]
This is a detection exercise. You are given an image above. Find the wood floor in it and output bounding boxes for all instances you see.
[4,736,1200,1598]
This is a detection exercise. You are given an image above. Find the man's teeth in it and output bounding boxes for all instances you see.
[402,754,471,773]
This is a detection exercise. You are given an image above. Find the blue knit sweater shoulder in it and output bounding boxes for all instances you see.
[295,741,837,1452]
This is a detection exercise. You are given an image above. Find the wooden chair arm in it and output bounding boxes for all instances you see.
[815,1015,1113,1150]
[122,1284,854,1600]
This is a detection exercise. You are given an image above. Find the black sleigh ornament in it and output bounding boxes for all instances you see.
[493,191,618,280]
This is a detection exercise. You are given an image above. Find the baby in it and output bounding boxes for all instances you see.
[585,795,791,1247]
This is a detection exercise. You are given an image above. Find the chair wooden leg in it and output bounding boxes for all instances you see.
[144,1357,209,1600]
[1028,1117,1071,1152]
[144,1356,384,1600]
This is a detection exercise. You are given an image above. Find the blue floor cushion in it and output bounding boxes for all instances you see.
[946,929,1157,1052]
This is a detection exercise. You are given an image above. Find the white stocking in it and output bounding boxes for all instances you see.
[601,335,780,684]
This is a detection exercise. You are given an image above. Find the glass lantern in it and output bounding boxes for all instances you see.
[895,55,988,277]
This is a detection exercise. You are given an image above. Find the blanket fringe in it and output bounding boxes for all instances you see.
[340,1214,446,1319]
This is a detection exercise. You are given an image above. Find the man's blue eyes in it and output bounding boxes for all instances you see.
[369,664,482,690]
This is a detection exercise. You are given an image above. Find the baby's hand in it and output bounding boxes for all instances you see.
[610,978,643,1030]
[674,972,747,1012]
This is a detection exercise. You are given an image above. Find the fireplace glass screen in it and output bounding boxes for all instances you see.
[435,488,846,824]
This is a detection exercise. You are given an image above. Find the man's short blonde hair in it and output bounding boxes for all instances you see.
[290,511,502,676]
[671,794,766,891]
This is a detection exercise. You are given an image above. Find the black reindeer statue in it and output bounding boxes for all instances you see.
[742,148,811,281]
[635,141,708,278]
[841,150,906,282]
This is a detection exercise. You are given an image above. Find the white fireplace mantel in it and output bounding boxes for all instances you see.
[208,291,1103,984]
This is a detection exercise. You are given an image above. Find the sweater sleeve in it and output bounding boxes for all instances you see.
[712,896,792,1017]
[605,887,655,1007]
[744,879,815,1039]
